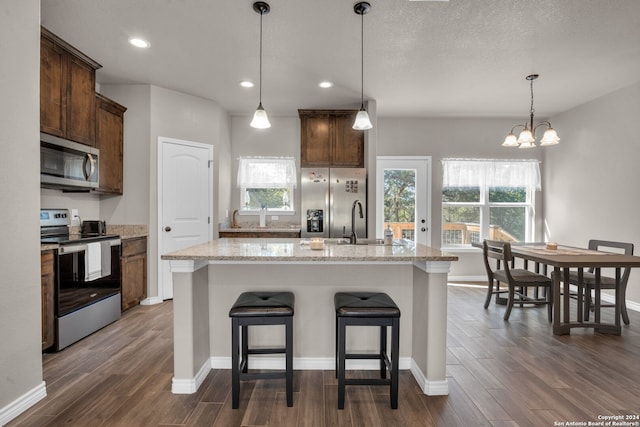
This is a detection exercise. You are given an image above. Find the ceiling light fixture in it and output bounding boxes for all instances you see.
[128,37,150,49]
[502,74,560,148]
[352,2,373,130]
[250,1,271,129]
[319,81,334,89]
[240,80,255,88]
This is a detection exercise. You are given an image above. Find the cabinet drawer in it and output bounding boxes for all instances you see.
[122,237,147,257]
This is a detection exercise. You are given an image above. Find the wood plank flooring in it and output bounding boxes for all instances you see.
[9,283,640,426]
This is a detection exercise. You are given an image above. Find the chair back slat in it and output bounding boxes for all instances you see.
[587,240,634,282]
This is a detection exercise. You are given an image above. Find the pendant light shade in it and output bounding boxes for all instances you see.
[250,2,271,129]
[353,2,372,130]
[353,108,372,130]
[502,74,560,148]
[250,102,270,129]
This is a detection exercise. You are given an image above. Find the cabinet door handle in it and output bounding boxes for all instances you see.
[164,226,172,232]
[83,153,95,180]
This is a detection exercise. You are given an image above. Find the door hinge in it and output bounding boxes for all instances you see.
[208,160,213,168]
[208,217,211,224]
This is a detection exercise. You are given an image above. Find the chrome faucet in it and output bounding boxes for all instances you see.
[350,200,363,244]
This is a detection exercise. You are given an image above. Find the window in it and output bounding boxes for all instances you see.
[441,159,540,247]
[237,157,297,214]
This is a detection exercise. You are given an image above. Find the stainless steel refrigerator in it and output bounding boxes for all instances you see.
[300,168,367,239]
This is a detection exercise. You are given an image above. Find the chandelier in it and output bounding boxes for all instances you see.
[502,74,560,148]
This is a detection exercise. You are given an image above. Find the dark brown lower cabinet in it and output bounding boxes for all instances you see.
[121,237,147,312]
[41,250,55,350]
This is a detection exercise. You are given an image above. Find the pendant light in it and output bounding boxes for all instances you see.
[250,1,271,129]
[502,74,560,148]
[353,2,373,130]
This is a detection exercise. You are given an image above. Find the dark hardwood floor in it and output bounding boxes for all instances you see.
[9,283,640,426]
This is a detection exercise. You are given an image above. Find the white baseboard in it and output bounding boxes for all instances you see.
[410,359,449,395]
[0,381,47,426]
[448,275,486,282]
[171,358,211,394]
[140,296,163,306]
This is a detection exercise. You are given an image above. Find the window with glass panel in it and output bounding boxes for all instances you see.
[441,159,540,247]
[237,157,297,214]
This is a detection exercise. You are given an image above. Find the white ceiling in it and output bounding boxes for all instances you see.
[40,0,640,119]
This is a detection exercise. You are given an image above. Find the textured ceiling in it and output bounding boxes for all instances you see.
[40,0,640,118]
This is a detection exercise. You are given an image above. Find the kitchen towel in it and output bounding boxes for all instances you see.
[85,242,102,281]
[100,240,112,277]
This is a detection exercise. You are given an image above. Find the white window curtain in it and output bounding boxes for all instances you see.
[237,157,297,188]
[442,159,541,190]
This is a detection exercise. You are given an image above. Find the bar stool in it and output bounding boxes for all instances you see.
[334,291,400,409]
[229,291,294,409]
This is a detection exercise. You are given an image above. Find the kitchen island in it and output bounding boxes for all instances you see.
[162,238,458,397]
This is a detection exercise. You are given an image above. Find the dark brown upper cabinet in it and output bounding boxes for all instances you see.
[95,94,127,194]
[40,27,101,146]
[299,109,364,168]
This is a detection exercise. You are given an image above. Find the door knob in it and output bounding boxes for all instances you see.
[164,226,172,232]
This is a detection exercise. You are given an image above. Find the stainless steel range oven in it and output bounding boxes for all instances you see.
[41,209,121,351]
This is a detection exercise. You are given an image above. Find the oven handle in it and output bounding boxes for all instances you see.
[58,239,121,255]
[59,243,87,255]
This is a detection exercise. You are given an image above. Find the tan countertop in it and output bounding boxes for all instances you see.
[161,238,458,263]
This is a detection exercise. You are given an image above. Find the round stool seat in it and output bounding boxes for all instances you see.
[334,292,400,317]
[229,291,295,317]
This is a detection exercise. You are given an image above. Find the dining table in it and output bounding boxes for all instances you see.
[507,243,640,335]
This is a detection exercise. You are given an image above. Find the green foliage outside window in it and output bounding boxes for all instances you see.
[383,170,416,223]
[443,186,527,242]
[244,188,291,210]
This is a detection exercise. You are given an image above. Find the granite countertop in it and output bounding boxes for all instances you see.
[161,238,458,263]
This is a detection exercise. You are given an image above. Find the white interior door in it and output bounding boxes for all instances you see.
[376,156,431,246]
[158,137,213,300]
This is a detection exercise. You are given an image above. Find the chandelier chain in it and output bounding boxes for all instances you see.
[529,77,535,116]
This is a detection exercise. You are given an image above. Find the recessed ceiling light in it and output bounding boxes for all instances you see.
[128,37,150,49]
[240,80,255,88]
[319,81,334,89]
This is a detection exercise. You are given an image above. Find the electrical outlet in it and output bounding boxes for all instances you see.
[271,215,279,221]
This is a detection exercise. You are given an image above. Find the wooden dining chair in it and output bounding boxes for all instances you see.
[564,240,634,325]
[482,240,553,321]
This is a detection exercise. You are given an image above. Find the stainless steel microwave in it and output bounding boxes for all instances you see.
[40,133,99,190]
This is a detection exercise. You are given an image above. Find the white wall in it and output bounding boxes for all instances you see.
[376,117,545,279]
[0,0,45,417]
[543,80,640,304]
